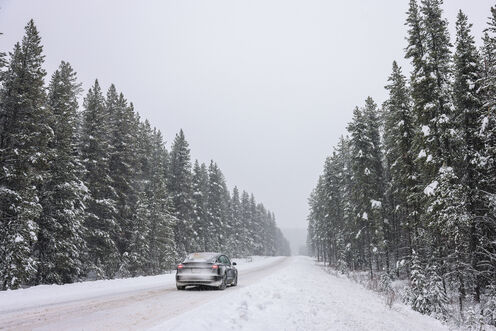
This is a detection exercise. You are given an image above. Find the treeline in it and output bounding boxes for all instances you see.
[0,20,289,290]
[308,0,496,324]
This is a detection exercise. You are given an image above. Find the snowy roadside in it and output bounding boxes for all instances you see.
[151,256,448,331]
[0,256,281,314]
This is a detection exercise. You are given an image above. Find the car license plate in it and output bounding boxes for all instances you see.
[191,269,199,273]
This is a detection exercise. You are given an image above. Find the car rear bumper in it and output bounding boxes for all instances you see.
[176,274,223,287]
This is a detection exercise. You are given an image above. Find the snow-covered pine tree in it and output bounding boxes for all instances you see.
[337,136,355,268]
[347,107,370,270]
[426,263,449,320]
[309,175,330,263]
[206,161,229,252]
[167,129,195,258]
[249,194,263,255]
[409,250,430,314]
[382,61,418,274]
[107,89,140,267]
[483,284,496,326]
[227,186,242,256]
[347,99,384,277]
[363,97,387,272]
[191,160,209,251]
[261,209,276,256]
[408,0,453,173]
[0,20,51,289]
[405,0,454,277]
[240,190,252,256]
[478,6,496,300]
[452,10,486,308]
[146,129,175,273]
[80,80,120,278]
[424,165,469,310]
[254,203,267,256]
[128,191,150,276]
[36,61,87,285]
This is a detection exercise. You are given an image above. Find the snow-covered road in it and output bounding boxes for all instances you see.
[0,256,448,331]
[0,257,288,330]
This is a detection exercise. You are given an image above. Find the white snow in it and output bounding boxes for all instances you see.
[13,235,24,243]
[481,116,489,133]
[418,149,427,159]
[152,256,448,331]
[424,181,439,196]
[437,114,449,123]
[362,212,368,220]
[421,125,430,136]
[370,199,382,209]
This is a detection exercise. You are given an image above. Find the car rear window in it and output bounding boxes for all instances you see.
[184,253,217,263]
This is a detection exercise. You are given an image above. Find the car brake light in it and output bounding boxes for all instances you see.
[212,265,219,270]
[177,264,184,269]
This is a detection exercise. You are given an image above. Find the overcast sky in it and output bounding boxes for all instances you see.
[0,0,493,231]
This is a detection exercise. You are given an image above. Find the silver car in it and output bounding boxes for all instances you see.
[175,252,238,290]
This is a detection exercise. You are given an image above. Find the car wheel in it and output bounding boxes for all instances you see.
[177,285,186,290]
[231,274,238,287]
[218,274,227,290]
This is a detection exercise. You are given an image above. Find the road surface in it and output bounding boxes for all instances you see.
[0,257,289,331]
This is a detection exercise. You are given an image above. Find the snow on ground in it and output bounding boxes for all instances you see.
[0,256,280,314]
[152,256,448,331]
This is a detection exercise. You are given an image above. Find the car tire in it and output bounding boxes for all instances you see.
[231,274,238,287]
[177,285,186,290]
[218,274,227,290]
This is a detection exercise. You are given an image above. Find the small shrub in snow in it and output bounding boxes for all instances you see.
[482,284,496,326]
[425,264,448,321]
[465,306,484,331]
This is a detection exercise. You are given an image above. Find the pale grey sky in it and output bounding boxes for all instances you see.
[0,0,493,231]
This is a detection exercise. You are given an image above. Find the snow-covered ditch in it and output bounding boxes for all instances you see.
[151,256,448,331]
[0,255,280,314]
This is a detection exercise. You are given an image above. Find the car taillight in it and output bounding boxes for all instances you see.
[212,264,219,270]
[177,264,184,269]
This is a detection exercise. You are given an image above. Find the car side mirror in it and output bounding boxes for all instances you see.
[232,262,237,266]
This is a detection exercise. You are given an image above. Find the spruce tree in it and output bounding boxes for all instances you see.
[383,61,418,268]
[167,129,195,257]
[478,5,496,303]
[420,0,453,167]
[452,10,486,306]
[206,161,229,252]
[0,20,51,289]
[128,191,150,276]
[147,129,175,273]
[240,190,252,256]
[347,99,384,277]
[107,88,140,263]
[191,160,209,251]
[36,61,87,284]
[229,187,242,256]
[80,80,120,278]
